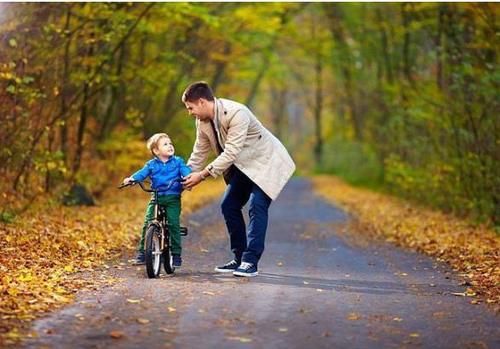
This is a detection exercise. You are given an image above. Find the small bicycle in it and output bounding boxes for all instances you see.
[118,179,187,278]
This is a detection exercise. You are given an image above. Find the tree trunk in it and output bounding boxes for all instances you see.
[376,8,393,84]
[324,4,363,141]
[312,20,324,165]
[72,40,94,178]
[60,5,72,165]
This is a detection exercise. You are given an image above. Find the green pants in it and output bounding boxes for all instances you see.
[138,194,182,255]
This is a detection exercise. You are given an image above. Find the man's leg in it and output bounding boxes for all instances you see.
[220,168,252,262]
[241,183,272,266]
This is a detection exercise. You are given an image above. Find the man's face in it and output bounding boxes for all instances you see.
[184,99,212,121]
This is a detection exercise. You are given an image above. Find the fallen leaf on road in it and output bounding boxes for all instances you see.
[409,333,420,338]
[465,288,476,297]
[278,327,288,332]
[159,327,175,333]
[188,220,201,227]
[167,307,176,312]
[277,262,283,267]
[126,299,141,304]
[451,292,466,297]
[227,336,252,343]
[109,331,124,339]
[136,318,150,324]
[347,313,360,320]
[303,281,309,285]
[393,317,403,322]
[203,291,215,296]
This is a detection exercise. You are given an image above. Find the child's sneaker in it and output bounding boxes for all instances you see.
[172,254,182,268]
[133,251,145,265]
[233,262,258,277]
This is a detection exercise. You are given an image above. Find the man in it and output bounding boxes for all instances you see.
[182,81,295,277]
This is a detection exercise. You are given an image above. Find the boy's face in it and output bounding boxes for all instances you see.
[184,98,212,121]
[153,137,174,158]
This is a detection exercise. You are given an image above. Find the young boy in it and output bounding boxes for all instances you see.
[123,133,191,267]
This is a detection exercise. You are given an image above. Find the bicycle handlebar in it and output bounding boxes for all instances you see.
[118,178,182,192]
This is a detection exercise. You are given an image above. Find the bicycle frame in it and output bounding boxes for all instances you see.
[118,179,181,249]
[118,178,187,277]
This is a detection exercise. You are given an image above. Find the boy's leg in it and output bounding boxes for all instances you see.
[138,198,155,252]
[162,195,182,256]
[220,168,253,263]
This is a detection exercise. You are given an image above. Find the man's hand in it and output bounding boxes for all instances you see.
[182,172,204,190]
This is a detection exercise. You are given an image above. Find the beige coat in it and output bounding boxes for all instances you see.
[187,98,296,200]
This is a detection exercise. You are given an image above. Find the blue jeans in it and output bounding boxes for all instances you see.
[220,167,272,266]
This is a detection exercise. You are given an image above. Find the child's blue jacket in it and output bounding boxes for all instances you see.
[131,156,192,196]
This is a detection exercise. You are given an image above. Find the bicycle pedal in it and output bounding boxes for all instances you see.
[180,226,188,236]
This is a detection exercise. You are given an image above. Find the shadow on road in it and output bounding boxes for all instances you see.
[174,271,454,296]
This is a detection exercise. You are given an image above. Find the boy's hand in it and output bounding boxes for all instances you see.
[182,172,203,190]
[123,177,134,185]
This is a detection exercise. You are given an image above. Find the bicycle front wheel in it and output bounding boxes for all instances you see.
[145,224,162,278]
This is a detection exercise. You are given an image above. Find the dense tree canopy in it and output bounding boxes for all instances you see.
[0,3,498,224]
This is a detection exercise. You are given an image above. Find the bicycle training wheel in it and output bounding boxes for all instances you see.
[145,224,162,278]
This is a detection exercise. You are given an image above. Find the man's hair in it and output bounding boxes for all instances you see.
[182,81,214,103]
[146,133,170,155]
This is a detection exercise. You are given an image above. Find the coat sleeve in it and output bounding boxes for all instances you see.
[206,109,250,177]
[187,120,212,172]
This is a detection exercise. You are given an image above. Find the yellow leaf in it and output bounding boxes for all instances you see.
[109,330,124,339]
[126,299,141,304]
[136,318,150,324]
[347,313,360,320]
[227,336,252,343]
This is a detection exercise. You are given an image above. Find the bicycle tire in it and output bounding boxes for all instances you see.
[145,224,162,278]
[163,227,175,274]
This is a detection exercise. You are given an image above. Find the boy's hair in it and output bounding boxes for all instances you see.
[182,81,214,103]
[146,133,170,155]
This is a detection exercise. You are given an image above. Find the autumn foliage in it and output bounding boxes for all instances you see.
[0,179,225,346]
[313,176,500,308]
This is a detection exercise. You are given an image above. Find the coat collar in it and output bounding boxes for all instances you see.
[213,97,228,127]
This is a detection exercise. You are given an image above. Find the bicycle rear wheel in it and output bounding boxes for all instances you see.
[163,228,175,274]
[145,224,162,278]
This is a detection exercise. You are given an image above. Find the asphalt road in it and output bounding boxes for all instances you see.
[24,178,499,349]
